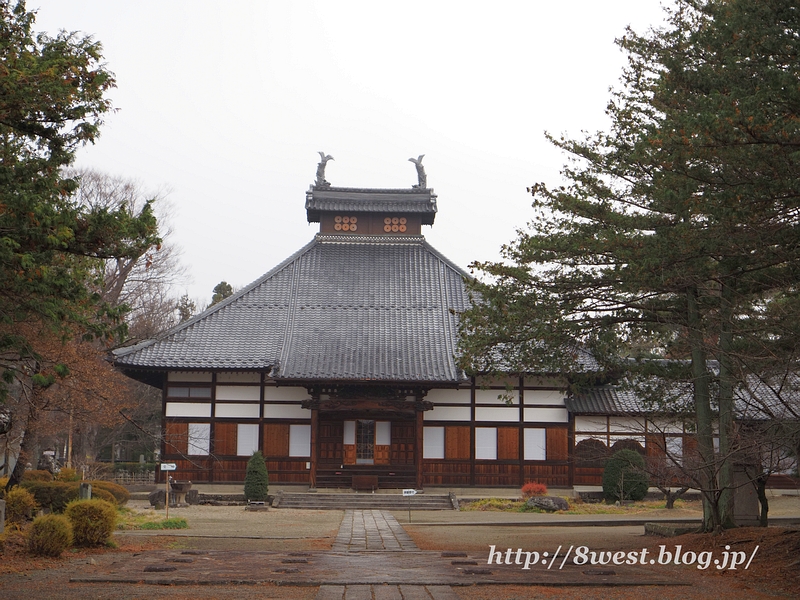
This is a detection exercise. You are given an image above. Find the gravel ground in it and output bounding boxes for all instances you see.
[0,494,797,599]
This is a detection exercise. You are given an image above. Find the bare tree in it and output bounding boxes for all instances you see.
[69,169,190,339]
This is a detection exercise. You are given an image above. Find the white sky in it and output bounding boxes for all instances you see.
[30,1,669,307]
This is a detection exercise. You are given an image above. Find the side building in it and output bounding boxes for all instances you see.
[114,176,575,488]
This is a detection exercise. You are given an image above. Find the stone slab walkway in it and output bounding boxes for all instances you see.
[316,583,460,599]
[333,509,418,552]
[69,509,688,591]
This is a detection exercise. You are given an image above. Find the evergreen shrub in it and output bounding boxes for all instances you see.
[89,481,130,505]
[28,514,73,556]
[602,449,650,502]
[21,481,79,513]
[21,470,54,482]
[56,467,80,482]
[90,487,117,505]
[5,487,38,524]
[65,499,118,546]
[244,451,269,502]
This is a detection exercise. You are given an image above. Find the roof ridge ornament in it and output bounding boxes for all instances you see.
[315,152,334,188]
[408,154,426,189]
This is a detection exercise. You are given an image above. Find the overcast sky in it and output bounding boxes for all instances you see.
[31,1,669,308]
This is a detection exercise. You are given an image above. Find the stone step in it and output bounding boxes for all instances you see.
[273,492,455,510]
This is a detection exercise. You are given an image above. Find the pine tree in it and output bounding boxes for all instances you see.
[459,0,800,531]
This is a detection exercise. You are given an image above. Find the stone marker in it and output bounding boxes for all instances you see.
[79,482,92,500]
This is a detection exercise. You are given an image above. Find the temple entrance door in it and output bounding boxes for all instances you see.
[355,419,375,464]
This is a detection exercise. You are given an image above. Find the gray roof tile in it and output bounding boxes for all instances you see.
[306,187,437,224]
[115,234,470,383]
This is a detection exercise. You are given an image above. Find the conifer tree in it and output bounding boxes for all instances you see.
[459,0,800,531]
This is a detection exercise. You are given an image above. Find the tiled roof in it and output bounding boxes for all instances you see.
[306,187,437,224]
[568,377,800,421]
[114,234,470,383]
[566,387,652,415]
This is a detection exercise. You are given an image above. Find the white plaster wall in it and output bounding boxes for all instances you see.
[426,389,472,404]
[217,372,261,383]
[216,385,260,401]
[523,407,568,423]
[165,402,211,417]
[423,406,471,421]
[475,389,519,405]
[167,371,212,382]
[574,416,608,432]
[262,404,309,419]
[523,390,566,406]
[215,403,260,418]
[264,387,310,402]
[475,406,519,422]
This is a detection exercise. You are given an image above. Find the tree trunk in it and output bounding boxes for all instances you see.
[688,287,721,531]
[717,278,737,528]
[6,403,37,491]
[755,473,769,527]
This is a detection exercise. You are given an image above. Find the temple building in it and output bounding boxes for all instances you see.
[114,158,579,489]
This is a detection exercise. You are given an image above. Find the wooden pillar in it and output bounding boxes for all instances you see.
[415,409,424,490]
[309,407,318,488]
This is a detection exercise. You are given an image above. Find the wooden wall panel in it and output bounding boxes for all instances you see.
[421,460,471,485]
[213,459,248,482]
[318,421,343,463]
[524,465,570,487]
[645,433,666,457]
[343,444,356,465]
[390,422,416,465]
[498,427,519,461]
[266,459,311,483]
[214,422,237,456]
[374,445,390,465]
[573,467,603,486]
[546,427,569,461]
[164,422,188,455]
[474,463,519,486]
[445,426,470,460]
[263,423,289,457]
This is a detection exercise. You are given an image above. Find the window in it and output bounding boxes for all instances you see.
[423,426,445,459]
[524,428,547,460]
[187,423,210,455]
[167,386,211,399]
[289,424,311,457]
[376,421,391,445]
[356,420,375,464]
[237,424,259,456]
[666,436,683,466]
[475,427,497,460]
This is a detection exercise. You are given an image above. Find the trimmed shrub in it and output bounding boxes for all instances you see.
[65,499,118,547]
[89,481,130,506]
[243,451,269,502]
[28,514,73,557]
[521,481,548,499]
[5,487,38,524]
[22,469,54,482]
[21,481,79,513]
[602,449,650,502]
[56,467,80,482]
[90,487,117,505]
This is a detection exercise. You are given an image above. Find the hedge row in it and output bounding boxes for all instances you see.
[20,480,129,513]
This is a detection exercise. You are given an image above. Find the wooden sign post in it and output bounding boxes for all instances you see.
[160,463,177,519]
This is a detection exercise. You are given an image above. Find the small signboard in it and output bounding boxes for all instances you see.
[402,488,417,497]
[160,463,177,471]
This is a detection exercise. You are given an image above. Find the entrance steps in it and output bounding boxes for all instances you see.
[272,491,457,510]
